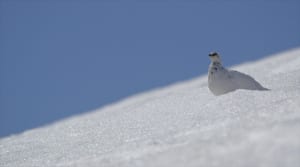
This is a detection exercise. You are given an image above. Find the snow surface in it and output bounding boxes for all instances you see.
[1,48,300,167]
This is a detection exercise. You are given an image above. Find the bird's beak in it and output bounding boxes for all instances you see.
[209,54,213,57]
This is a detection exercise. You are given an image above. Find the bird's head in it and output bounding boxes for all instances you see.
[208,52,221,63]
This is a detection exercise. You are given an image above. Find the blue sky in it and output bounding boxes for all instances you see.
[0,0,299,137]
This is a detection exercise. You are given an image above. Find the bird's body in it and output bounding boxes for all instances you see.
[208,52,269,96]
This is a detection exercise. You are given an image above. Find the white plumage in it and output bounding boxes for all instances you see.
[208,52,269,96]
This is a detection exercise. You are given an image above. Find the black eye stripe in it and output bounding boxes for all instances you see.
[209,52,218,56]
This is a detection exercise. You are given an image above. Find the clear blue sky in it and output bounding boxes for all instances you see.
[1,0,299,137]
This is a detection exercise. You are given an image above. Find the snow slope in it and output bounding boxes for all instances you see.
[1,48,300,167]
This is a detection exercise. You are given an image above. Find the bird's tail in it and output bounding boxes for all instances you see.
[261,87,270,91]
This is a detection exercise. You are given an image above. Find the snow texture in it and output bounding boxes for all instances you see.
[208,52,268,96]
[1,48,300,167]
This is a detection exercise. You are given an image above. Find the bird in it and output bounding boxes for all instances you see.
[208,52,269,96]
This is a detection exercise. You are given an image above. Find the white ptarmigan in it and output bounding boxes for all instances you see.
[208,52,269,96]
